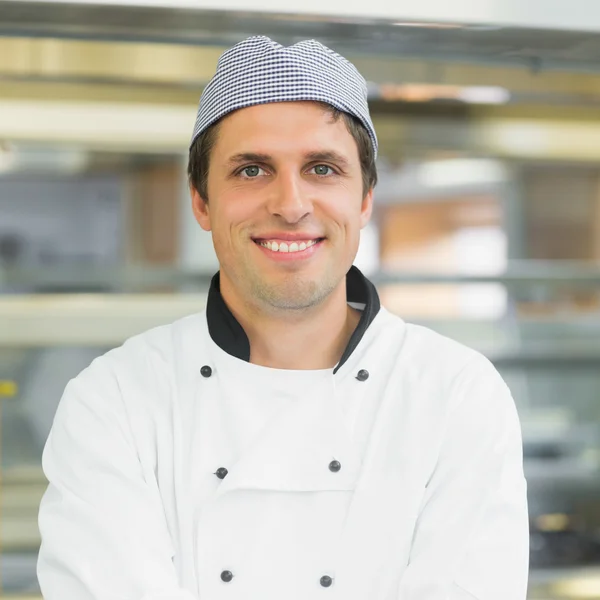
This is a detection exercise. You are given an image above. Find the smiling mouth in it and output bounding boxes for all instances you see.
[253,238,325,254]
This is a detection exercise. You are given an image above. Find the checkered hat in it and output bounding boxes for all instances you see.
[190,36,378,157]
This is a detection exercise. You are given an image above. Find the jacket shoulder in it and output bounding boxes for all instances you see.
[403,321,486,369]
[401,320,511,406]
[376,308,484,370]
[67,312,205,398]
[376,309,501,391]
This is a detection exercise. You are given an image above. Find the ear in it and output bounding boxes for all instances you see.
[359,188,374,229]
[190,184,211,232]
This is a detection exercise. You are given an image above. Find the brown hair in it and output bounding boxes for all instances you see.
[187,102,377,202]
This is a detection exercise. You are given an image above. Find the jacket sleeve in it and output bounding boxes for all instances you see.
[37,361,197,600]
[398,356,529,600]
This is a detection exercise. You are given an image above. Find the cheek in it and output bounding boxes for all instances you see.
[209,195,255,252]
[342,206,365,253]
[219,188,259,223]
[323,193,363,234]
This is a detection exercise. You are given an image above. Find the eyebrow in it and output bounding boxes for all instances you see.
[305,151,350,170]
[225,150,351,170]
[226,152,272,169]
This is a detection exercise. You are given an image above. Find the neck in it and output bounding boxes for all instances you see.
[219,277,361,370]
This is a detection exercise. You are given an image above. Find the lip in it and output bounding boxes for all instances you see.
[254,238,324,261]
[252,233,325,243]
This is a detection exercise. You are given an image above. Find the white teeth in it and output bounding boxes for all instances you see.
[259,239,320,253]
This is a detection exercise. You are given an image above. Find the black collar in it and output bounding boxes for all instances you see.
[206,265,381,374]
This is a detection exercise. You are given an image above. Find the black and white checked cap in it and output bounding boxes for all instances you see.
[190,36,378,157]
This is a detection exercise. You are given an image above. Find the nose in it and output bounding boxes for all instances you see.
[267,171,312,224]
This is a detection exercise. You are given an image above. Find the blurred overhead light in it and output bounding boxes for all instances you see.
[0,99,194,152]
[534,513,572,532]
[551,575,600,599]
[0,146,89,175]
[376,84,510,105]
[391,21,463,29]
[457,86,511,104]
[417,158,507,188]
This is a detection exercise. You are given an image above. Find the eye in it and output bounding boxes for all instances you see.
[311,164,335,176]
[239,165,264,178]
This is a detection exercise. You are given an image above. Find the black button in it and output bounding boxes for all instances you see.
[215,467,228,480]
[220,570,233,583]
[356,369,369,381]
[200,365,212,378]
[328,460,341,473]
[320,575,333,588]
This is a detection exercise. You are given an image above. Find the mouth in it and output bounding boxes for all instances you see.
[253,237,325,254]
[252,237,326,260]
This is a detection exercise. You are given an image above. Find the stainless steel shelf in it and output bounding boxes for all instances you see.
[2,261,600,291]
[2,1,600,72]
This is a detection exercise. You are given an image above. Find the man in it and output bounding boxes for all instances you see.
[38,36,529,600]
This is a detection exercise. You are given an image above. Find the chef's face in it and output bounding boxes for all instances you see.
[191,101,373,313]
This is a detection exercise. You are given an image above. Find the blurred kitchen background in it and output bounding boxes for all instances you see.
[2,0,600,598]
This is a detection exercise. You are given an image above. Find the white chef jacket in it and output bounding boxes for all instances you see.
[37,266,529,600]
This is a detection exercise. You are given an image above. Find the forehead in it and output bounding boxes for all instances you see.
[212,101,359,160]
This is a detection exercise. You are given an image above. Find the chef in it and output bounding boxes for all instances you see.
[37,36,529,600]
